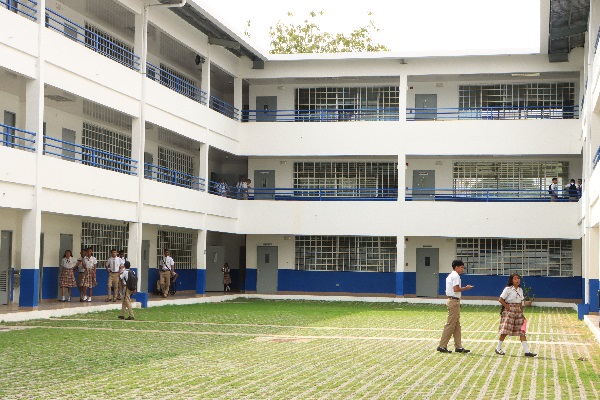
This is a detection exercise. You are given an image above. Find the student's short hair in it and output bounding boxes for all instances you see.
[451,259,464,269]
[110,248,117,253]
[118,249,124,254]
[124,261,131,269]
[552,177,558,181]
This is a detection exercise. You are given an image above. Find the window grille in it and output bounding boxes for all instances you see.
[83,100,132,130]
[458,83,576,119]
[293,162,397,197]
[82,122,132,171]
[84,23,135,69]
[295,87,399,121]
[159,63,197,100]
[158,147,195,188]
[81,221,129,264]
[295,236,397,272]
[456,238,573,277]
[453,161,569,197]
[157,230,194,269]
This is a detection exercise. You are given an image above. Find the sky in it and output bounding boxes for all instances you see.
[204,0,541,56]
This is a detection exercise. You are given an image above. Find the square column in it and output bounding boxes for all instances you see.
[399,74,408,122]
[195,230,207,295]
[199,142,209,185]
[395,235,406,297]
[234,76,242,116]
[200,50,211,102]
[398,153,406,202]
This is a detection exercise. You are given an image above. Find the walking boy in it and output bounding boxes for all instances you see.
[438,259,473,354]
[118,261,135,320]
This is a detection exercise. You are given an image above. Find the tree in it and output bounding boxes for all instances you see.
[268,11,389,54]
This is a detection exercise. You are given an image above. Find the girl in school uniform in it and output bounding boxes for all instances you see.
[80,253,96,302]
[59,250,77,302]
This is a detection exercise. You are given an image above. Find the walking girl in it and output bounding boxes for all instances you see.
[222,263,231,292]
[495,273,536,357]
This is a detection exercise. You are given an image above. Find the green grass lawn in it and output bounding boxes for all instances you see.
[0,300,598,399]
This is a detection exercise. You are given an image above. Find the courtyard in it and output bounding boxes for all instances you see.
[0,300,598,399]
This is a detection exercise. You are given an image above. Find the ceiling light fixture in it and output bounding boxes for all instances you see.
[511,73,540,77]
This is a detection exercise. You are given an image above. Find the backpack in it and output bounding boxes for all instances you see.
[126,270,137,292]
[548,184,552,194]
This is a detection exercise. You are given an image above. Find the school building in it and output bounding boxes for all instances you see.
[0,0,598,314]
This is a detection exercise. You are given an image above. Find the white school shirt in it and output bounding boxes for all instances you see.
[106,257,123,273]
[500,286,524,304]
[77,256,87,273]
[84,256,96,271]
[445,270,461,298]
[160,256,174,271]
[62,257,77,270]
[120,269,130,285]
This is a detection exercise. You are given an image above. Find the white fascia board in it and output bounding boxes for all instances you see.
[187,0,270,61]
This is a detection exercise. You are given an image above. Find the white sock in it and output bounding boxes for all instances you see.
[522,341,530,353]
[61,296,65,301]
[497,341,503,350]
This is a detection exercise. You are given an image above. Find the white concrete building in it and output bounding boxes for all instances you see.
[0,0,596,315]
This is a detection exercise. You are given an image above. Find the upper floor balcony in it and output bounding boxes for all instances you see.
[2,0,38,21]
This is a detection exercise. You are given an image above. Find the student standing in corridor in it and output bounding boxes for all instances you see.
[437,259,474,354]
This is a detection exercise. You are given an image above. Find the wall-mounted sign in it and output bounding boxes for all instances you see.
[262,243,272,246]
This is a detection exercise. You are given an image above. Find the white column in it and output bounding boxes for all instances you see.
[234,76,242,116]
[399,74,408,122]
[395,235,406,296]
[20,0,46,308]
[398,153,406,202]
[199,142,210,184]
[200,47,211,104]
[195,229,207,295]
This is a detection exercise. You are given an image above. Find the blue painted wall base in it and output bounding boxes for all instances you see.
[19,269,39,308]
[589,279,599,313]
[134,292,148,308]
[246,269,257,292]
[578,303,590,320]
[195,269,206,295]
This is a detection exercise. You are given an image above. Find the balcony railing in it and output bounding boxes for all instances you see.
[1,0,37,21]
[144,163,205,191]
[407,105,579,121]
[0,123,36,151]
[244,108,400,122]
[43,136,137,175]
[45,8,140,71]
[405,188,580,202]
[209,96,238,120]
[208,183,398,200]
[146,62,207,105]
[594,146,600,170]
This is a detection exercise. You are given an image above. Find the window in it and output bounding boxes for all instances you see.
[84,23,135,69]
[456,238,573,276]
[453,161,569,198]
[295,87,399,121]
[295,236,397,272]
[157,230,194,269]
[157,147,195,188]
[458,83,576,119]
[294,162,397,197]
[81,222,129,264]
[82,122,132,173]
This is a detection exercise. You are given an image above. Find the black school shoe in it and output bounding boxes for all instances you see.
[455,348,470,353]
[437,347,452,353]
[524,352,537,357]
[118,315,125,319]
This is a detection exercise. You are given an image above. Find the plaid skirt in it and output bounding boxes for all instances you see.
[499,303,525,336]
[223,272,231,285]
[80,269,96,288]
[59,268,77,288]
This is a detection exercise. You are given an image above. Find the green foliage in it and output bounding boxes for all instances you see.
[522,280,536,301]
[269,11,389,54]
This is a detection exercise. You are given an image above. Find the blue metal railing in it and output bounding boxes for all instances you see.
[0,123,36,151]
[209,96,238,120]
[45,8,140,71]
[595,26,600,54]
[244,107,400,122]
[593,146,600,170]
[43,136,137,175]
[1,0,37,21]
[146,62,207,105]
[407,105,579,120]
[405,188,580,202]
[207,183,399,200]
[144,163,205,191]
